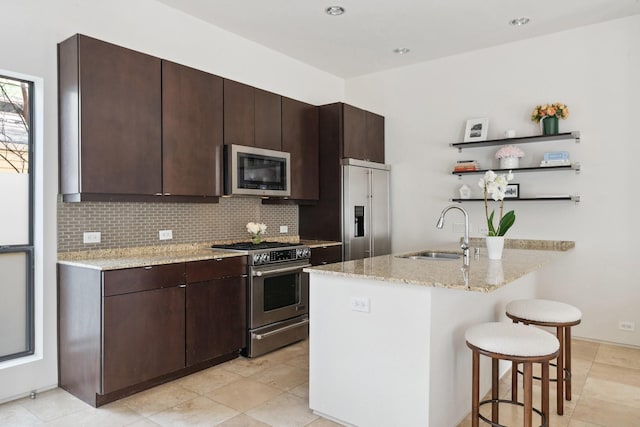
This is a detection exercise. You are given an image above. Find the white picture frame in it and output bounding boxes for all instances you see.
[463,118,489,142]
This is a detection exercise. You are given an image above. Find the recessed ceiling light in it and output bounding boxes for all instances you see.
[509,17,530,26]
[325,6,345,16]
[393,48,410,55]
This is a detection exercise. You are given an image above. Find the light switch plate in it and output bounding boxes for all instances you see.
[280,225,288,233]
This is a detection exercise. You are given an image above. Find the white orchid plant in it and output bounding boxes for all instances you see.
[247,222,267,243]
[478,170,516,237]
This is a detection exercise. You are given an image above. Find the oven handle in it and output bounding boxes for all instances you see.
[252,263,311,277]
[252,318,310,340]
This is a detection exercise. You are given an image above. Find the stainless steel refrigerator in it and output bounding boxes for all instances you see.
[342,159,391,261]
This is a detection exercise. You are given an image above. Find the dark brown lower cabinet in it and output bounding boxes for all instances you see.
[186,277,246,366]
[58,257,246,407]
[310,244,343,266]
[103,286,185,393]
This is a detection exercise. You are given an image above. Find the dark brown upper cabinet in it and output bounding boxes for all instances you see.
[59,34,162,200]
[282,98,319,201]
[298,103,384,240]
[255,88,282,151]
[223,79,282,150]
[365,111,385,164]
[162,61,223,197]
[341,103,385,163]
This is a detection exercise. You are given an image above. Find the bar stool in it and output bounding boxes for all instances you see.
[465,322,559,427]
[506,299,582,416]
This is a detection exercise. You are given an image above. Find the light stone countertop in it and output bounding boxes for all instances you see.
[301,240,342,248]
[57,245,244,270]
[57,238,343,270]
[304,239,574,293]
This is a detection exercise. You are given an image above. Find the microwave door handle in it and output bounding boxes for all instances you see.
[252,264,312,277]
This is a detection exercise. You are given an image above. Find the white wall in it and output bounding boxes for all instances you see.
[0,0,344,403]
[345,15,640,347]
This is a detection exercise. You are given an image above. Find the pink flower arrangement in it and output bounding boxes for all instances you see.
[495,145,524,159]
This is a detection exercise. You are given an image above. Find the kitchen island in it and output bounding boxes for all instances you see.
[304,239,574,427]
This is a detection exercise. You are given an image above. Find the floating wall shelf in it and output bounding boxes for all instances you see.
[451,196,580,203]
[453,163,581,177]
[450,131,580,152]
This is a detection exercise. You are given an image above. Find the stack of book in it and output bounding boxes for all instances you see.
[540,151,570,167]
[453,160,479,172]
[540,159,571,167]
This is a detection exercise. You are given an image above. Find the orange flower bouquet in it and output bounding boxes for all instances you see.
[531,102,569,123]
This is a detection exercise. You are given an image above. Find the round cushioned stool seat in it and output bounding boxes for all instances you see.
[465,322,559,427]
[465,322,559,357]
[506,299,582,324]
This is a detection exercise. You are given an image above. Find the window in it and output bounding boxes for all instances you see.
[0,74,34,362]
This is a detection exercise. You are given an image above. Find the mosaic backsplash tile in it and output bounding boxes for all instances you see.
[57,196,298,252]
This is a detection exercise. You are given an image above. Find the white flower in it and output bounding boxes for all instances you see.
[480,170,517,237]
[479,170,513,202]
[246,222,267,235]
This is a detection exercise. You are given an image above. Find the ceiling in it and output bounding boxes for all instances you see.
[156,0,640,78]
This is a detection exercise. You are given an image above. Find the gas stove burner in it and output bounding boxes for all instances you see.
[211,241,304,251]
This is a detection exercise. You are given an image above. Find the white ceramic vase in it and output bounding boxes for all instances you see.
[499,156,519,169]
[485,236,505,260]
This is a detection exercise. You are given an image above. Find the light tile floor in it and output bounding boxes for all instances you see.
[0,340,338,427]
[1,339,639,426]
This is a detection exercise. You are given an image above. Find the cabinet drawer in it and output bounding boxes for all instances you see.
[310,245,342,266]
[103,263,185,296]
[186,256,246,283]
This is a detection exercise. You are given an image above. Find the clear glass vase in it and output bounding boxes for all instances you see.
[251,234,262,244]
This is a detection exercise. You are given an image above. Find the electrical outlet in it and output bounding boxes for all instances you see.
[350,296,370,313]
[479,226,489,234]
[83,232,101,244]
[618,320,635,332]
[159,230,173,240]
[279,225,288,233]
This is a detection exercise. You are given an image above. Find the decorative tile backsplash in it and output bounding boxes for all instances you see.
[57,196,298,252]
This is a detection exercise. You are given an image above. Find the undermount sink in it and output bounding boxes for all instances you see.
[397,251,461,261]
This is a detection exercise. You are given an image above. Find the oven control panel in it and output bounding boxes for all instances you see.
[251,247,311,265]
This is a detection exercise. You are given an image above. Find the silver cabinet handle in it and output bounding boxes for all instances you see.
[252,318,309,340]
[178,284,186,288]
[144,266,153,270]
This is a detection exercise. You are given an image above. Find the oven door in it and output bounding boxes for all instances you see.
[249,260,310,329]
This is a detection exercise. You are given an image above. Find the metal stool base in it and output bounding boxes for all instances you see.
[478,399,548,427]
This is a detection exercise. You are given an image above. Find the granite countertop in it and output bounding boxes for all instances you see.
[58,238,343,270]
[302,240,342,248]
[304,239,574,293]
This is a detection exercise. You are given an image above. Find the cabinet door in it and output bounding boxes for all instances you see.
[310,245,342,266]
[223,79,254,146]
[365,111,385,163]
[342,104,367,161]
[76,35,162,195]
[162,61,223,196]
[186,277,246,366]
[282,98,319,200]
[102,286,185,393]
[255,89,282,150]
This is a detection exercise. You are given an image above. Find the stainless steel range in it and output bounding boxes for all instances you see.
[210,242,311,357]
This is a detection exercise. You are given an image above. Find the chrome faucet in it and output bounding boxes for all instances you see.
[436,205,470,267]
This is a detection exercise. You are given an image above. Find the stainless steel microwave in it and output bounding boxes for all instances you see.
[224,145,291,197]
